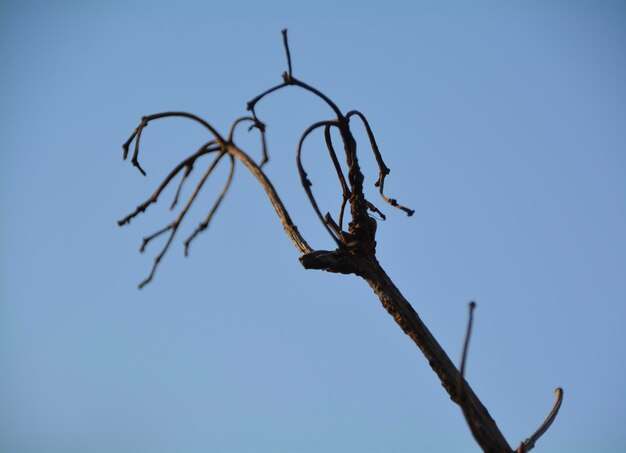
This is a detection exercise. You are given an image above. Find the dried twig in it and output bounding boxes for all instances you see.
[184,154,236,256]
[118,106,307,286]
[118,141,219,226]
[296,120,343,245]
[518,388,564,452]
[137,150,227,288]
[455,301,497,450]
[346,110,415,216]
[459,301,477,379]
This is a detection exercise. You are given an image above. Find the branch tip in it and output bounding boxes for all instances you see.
[282,29,292,78]
[519,387,564,452]
[459,301,477,379]
[132,159,147,176]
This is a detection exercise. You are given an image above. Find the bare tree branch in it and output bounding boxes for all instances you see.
[118,29,562,453]
[300,251,515,452]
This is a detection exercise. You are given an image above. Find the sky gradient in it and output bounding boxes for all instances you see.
[1,1,625,452]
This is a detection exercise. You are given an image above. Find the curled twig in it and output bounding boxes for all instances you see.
[518,388,564,452]
[296,120,343,246]
[347,110,415,217]
[229,116,268,167]
[122,112,226,176]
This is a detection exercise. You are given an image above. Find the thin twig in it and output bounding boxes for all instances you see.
[132,117,148,176]
[138,151,227,288]
[282,29,292,79]
[246,82,289,116]
[184,154,236,256]
[122,112,226,176]
[518,388,564,452]
[170,141,218,209]
[229,116,269,167]
[366,201,386,221]
[118,143,219,226]
[296,120,344,246]
[324,124,351,230]
[229,116,254,142]
[170,164,193,210]
[347,110,415,216]
[459,301,476,379]
[454,301,509,451]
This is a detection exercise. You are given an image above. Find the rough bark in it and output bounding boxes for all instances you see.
[301,250,513,452]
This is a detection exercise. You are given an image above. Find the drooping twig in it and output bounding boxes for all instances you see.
[323,124,351,230]
[229,116,269,167]
[118,141,219,226]
[170,164,194,210]
[120,111,312,285]
[296,120,344,246]
[122,112,226,176]
[184,154,236,256]
[347,110,415,217]
[222,142,312,255]
[137,151,227,288]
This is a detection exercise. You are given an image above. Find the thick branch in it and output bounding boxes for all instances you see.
[360,258,512,452]
[301,251,514,452]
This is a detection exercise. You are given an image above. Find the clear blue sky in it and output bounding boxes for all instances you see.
[1,1,625,452]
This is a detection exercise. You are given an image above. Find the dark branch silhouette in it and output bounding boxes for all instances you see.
[117,29,562,452]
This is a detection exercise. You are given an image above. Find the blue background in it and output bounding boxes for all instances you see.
[1,1,625,452]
